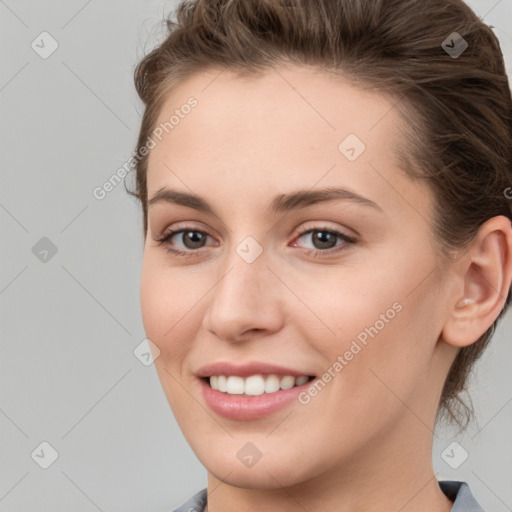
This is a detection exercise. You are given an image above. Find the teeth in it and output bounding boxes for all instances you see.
[208,374,311,395]
[295,375,309,386]
[264,374,280,393]
[245,375,266,396]
[217,375,227,392]
[280,375,295,390]
[226,376,244,394]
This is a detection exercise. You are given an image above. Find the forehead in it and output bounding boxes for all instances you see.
[150,65,401,153]
[145,65,428,219]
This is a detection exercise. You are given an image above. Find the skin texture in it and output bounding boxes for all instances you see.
[139,64,512,512]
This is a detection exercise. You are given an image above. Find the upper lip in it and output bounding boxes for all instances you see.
[196,361,314,378]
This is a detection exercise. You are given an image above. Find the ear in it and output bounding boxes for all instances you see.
[441,215,512,348]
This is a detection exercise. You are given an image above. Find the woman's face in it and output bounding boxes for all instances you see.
[140,65,458,488]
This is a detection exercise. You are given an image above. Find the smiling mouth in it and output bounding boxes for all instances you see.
[204,374,315,396]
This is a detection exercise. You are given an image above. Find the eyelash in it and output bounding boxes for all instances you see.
[154,224,356,259]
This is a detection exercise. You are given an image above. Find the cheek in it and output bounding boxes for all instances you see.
[140,258,192,363]
[300,255,438,412]
[140,261,202,420]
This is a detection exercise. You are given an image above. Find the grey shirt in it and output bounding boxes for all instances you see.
[171,480,484,511]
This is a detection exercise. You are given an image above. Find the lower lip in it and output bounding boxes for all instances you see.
[199,378,314,421]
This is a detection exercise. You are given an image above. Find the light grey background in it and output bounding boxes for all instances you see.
[1,1,511,511]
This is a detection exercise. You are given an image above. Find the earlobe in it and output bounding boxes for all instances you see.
[441,215,512,348]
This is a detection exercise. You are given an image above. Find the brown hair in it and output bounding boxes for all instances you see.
[126,0,512,431]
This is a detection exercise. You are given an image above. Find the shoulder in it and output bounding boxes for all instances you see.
[170,488,207,512]
[439,480,486,511]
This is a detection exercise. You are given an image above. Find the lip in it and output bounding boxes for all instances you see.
[195,361,316,421]
[198,376,315,421]
[196,361,312,378]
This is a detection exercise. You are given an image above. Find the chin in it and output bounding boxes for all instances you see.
[207,460,311,490]
[191,438,317,490]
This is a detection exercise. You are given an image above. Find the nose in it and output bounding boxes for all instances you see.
[201,243,285,343]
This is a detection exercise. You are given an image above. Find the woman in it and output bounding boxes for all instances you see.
[127,0,512,510]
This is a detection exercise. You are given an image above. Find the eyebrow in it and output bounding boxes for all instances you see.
[147,186,382,214]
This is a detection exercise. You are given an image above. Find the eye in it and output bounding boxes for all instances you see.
[153,224,356,258]
[292,226,356,256]
[154,225,214,257]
